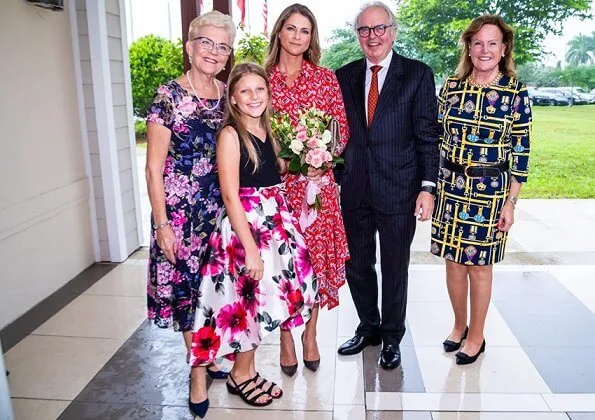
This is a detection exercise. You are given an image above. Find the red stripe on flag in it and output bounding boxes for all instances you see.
[262,0,268,35]
[237,0,246,26]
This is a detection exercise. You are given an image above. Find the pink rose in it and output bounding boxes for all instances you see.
[176,96,197,117]
[157,85,171,96]
[306,136,319,149]
[296,129,308,142]
[305,148,325,168]
[323,151,333,162]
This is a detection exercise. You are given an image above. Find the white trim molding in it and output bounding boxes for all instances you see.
[86,0,128,262]
[119,0,144,248]
[69,0,100,262]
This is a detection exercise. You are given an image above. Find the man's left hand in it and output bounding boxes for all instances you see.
[414,192,434,221]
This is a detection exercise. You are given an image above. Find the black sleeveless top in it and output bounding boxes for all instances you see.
[236,130,281,188]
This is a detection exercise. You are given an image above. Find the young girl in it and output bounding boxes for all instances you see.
[187,63,317,416]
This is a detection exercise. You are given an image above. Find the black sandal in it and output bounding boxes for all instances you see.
[226,374,273,407]
[252,372,283,399]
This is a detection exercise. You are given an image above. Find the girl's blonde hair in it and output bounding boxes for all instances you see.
[223,63,282,173]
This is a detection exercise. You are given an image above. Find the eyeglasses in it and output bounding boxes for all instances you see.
[191,36,232,56]
[356,24,395,38]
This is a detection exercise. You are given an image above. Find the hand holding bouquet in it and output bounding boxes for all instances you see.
[271,107,343,176]
[271,107,343,228]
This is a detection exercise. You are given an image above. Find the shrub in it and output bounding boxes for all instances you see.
[129,35,183,118]
[235,32,269,65]
[135,119,147,142]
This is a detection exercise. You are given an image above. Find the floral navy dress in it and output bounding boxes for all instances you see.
[190,130,317,365]
[146,80,225,332]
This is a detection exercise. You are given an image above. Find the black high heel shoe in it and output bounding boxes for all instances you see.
[280,331,298,377]
[302,331,320,372]
[188,381,209,418]
[455,340,486,365]
[443,326,469,353]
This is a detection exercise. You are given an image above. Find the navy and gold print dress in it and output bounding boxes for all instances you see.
[430,75,532,265]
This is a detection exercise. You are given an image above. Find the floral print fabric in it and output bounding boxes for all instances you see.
[146,80,225,331]
[190,185,317,365]
[269,60,350,309]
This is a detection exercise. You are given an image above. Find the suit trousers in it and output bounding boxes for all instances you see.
[343,194,416,346]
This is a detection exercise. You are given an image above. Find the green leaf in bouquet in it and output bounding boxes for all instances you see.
[314,194,322,210]
[278,148,294,159]
[300,164,309,176]
[288,156,302,173]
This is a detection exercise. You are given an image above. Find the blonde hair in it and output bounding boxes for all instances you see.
[188,10,236,43]
[455,14,516,80]
[264,4,321,73]
[223,63,282,173]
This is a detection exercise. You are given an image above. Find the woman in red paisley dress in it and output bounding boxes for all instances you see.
[265,3,350,376]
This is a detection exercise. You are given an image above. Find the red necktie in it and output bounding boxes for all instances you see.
[368,65,382,126]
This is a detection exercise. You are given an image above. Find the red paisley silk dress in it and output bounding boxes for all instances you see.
[269,60,350,309]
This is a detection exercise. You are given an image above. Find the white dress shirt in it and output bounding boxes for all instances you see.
[364,50,434,188]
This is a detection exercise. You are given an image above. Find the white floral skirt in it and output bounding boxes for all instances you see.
[189,184,318,365]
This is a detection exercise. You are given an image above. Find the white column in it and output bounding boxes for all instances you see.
[86,0,128,262]
[119,0,145,247]
[0,340,14,420]
[70,0,101,262]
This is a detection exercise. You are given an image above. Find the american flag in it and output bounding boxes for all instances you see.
[263,0,268,36]
[237,0,246,26]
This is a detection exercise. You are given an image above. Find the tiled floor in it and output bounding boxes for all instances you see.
[4,200,595,419]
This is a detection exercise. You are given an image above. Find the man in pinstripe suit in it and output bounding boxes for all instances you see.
[335,2,440,369]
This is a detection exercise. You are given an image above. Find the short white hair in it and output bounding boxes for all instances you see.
[353,1,397,32]
[189,10,236,43]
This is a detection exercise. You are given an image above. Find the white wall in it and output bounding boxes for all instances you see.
[0,0,95,328]
[77,0,141,261]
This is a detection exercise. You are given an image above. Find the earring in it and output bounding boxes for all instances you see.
[189,55,193,61]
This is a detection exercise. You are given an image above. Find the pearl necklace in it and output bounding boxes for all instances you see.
[186,70,220,111]
[467,71,503,88]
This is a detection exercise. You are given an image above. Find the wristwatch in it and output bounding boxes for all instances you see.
[420,185,437,195]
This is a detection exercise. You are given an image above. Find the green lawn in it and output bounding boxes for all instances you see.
[522,105,595,198]
[134,106,594,198]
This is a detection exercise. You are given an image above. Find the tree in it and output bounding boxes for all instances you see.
[397,0,592,77]
[235,32,269,65]
[129,35,183,118]
[321,27,364,70]
[566,33,594,66]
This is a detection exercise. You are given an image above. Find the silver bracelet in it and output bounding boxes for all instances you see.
[153,220,170,230]
[507,196,518,207]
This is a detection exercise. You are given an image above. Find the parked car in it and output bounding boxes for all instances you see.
[539,88,588,105]
[527,88,571,106]
[556,86,595,104]
[568,87,595,104]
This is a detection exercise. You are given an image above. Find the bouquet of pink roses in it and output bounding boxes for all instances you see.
[271,107,343,176]
[271,107,343,228]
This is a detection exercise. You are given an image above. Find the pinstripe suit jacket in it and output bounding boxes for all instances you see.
[336,51,440,214]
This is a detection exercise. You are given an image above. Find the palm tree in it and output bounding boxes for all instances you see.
[566,34,593,66]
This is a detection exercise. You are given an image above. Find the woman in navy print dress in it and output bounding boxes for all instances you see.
[144,11,235,415]
[431,15,531,365]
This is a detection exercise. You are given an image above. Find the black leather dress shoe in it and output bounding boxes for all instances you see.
[337,334,382,355]
[443,326,469,353]
[379,344,401,369]
[455,340,486,365]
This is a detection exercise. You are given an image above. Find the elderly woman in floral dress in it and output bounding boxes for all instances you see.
[144,11,236,417]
